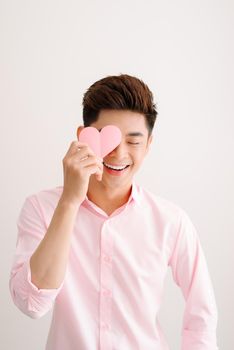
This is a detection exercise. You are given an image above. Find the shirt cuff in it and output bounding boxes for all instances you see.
[25,258,64,293]
[10,258,64,318]
[182,329,219,350]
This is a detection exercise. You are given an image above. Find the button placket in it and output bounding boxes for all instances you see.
[99,220,114,349]
[102,288,112,297]
[101,322,110,331]
[103,254,112,264]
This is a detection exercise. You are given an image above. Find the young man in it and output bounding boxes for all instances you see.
[9,74,218,349]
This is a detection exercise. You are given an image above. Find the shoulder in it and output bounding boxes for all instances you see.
[136,184,199,248]
[25,185,63,205]
[21,185,64,222]
[138,184,183,217]
[136,183,194,228]
[139,183,198,233]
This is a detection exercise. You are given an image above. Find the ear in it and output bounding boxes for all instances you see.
[76,125,85,140]
[145,134,153,154]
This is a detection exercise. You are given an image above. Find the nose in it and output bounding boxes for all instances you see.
[108,140,128,158]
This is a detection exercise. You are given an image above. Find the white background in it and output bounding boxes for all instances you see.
[1,0,233,349]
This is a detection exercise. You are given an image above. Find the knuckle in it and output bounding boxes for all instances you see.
[82,144,89,152]
[78,141,88,148]
[72,140,78,146]
[86,146,94,154]
[66,159,73,168]
[70,161,78,169]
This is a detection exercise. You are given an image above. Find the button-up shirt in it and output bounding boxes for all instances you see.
[9,181,218,349]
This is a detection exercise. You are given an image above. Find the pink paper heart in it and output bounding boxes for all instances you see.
[78,125,122,157]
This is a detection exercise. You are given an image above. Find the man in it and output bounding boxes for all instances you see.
[9,74,218,349]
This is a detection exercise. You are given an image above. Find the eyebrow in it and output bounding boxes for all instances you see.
[126,132,144,137]
[98,129,144,137]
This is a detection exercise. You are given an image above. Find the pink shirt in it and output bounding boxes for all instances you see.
[9,181,218,350]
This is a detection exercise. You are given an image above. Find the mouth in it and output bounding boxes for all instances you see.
[103,161,131,176]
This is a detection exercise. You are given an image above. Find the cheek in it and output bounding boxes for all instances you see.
[132,150,145,167]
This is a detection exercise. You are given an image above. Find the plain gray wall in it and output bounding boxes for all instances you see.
[1,0,233,349]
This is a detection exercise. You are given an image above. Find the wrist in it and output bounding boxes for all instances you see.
[59,194,82,210]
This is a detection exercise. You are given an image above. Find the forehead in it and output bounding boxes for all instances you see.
[92,109,148,136]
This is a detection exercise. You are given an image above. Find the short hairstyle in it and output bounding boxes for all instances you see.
[82,74,158,136]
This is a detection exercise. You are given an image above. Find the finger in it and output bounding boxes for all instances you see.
[83,157,103,177]
[94,163,103,181]
[86,164,103,177]
[64,141,93,158]
[82,156,103,170]
[95,171,103,181]
[68,145,96,161]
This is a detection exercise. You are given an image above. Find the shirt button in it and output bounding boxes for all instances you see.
[102,288,112,297]
[101,323,110,331]
[103,254,112,263]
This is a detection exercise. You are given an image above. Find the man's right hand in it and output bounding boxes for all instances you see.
[60,141,103,206]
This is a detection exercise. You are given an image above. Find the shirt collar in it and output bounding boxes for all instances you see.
[128,180,141,206]
[84,179,141,208]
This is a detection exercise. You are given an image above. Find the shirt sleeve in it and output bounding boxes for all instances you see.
[9,195,65,319]
[169,209,219,350]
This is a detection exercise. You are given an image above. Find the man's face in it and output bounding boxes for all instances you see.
[78,109,153,188]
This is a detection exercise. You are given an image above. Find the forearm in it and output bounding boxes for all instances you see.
[30,196,80,289]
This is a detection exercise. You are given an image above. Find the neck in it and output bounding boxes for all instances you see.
[87,176,133,215]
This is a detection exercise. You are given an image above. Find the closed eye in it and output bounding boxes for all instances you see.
[128,142,140,145]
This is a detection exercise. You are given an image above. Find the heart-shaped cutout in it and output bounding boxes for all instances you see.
[78,125,122,157]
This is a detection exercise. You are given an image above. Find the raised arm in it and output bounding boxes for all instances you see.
[9,140,103,319]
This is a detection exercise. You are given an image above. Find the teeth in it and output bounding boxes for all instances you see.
[104,162,128,171]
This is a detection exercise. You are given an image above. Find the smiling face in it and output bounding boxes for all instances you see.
[78,109,153,190]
